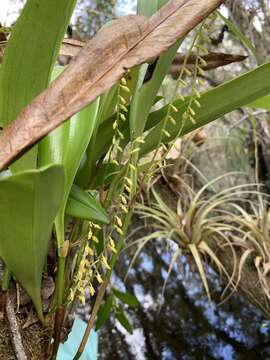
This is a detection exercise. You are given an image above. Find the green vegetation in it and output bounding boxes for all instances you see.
[0,0,270,358]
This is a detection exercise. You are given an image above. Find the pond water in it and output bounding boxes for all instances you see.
[89,239,270,360]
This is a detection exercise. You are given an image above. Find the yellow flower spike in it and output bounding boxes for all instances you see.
[124,185,131,193]
[93,223,101,230]
[89,283,95,296]
[85,245,94,256]
[112,136,116,145]
[113,121,118,130]
[115,216,123,228]
[101,255,111,270]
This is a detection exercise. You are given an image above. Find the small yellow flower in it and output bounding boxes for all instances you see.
[129,163,136,171]
[120,195,127,205]
[115,226,124,236]
[92,236,99,243]
[120,113,126,121]
[120,85,130,93]
[78,294,86,305]
[112,159,119,166]
[115,216,123,228]
[120,204,128,214]
[120,104,128,112]
[119,95,126,104]
[101,255,111,270]
[162,129,171,138]
[88,229,93,240]
[130,148,140,155]
[95,271,103,284]
[170,104,178,113]
[169,116,176,125]
[124,177,132,186]
[120,77,127,86]
[85,244,94,256]
[89,283,95,296]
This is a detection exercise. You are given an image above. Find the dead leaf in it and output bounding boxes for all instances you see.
[0,0,224,171]
[60,38,85,57]
[169,52,247,78]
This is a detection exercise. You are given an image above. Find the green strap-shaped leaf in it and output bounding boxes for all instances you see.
[130,0,179,139]
[0,0,77,171]
[246,95,270,111]
[0,165,65,319]
[66,185,109,224]
[140,60,270,155]
[115,307,133,334]
[39,67,101,249]
[95,295,113,330]
[112,288,139,308]
[92,61,270,163]
[137,0,167,18]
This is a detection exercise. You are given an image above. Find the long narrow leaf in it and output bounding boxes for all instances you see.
[0,0,76,171]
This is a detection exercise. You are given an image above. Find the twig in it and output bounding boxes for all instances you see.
[5,293,27,360]
[73,279,108,360]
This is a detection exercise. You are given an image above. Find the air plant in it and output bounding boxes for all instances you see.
[133,173,270,302]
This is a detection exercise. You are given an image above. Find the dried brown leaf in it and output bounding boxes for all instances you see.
[169,52,247,78]
[0,0,224,171]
